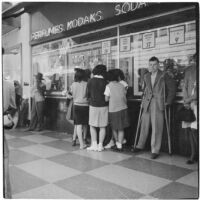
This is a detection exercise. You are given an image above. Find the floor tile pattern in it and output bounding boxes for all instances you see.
[4,128,198,199]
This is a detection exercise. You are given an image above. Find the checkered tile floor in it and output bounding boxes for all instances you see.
[5,128,199,199]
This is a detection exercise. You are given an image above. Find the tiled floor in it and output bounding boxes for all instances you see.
[5,129,199,199]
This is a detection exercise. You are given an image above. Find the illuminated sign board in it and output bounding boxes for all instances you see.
[31,3,149,41]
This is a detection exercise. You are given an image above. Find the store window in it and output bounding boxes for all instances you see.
[32,27,118,95]
[32,20,196,99]
[119,20,196,97]
[3,45,22,84]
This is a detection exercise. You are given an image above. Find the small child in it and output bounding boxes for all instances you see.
[104,69,129,151]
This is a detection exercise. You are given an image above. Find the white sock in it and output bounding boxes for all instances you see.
[116,142,122,149]
[92,141,97,146]
[98,142,103,147]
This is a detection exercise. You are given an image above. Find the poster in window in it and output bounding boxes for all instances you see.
[102,41,111,54]
[120,36,131,52]
[169,26,185,45]
[142,32,155,49]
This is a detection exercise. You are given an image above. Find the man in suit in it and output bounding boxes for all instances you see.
[133,56,176,159]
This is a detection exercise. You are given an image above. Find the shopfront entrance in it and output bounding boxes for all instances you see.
[28,2,198,156]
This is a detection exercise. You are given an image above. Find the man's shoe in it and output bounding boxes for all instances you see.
[151,153,159,159]
[24,128,34,132]
[131,148,142,153]
[186,160,195,164]
[194,155,199,162]
[35,129,42,132]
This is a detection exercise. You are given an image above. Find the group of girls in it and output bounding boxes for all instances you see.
[69,65,129,151]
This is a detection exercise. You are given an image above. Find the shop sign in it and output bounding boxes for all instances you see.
[115,2,148,16]
[142,32,155,49]
[32,3,149,41]
[66,11,103,31]
[102,41,111,54]
[120,36,131,52]
[32,10,103,40]
[32,24,65,40]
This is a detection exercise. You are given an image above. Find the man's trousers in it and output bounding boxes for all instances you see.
[29,99,44,130]
[136,98,164,154]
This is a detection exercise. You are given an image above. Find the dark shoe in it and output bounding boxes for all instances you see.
[24,128,34,132]
[151,153,159,159]
[186,160,195,164]
[115,147,123,152]
[84,139,90,145]
[111,144,117,150]
[35,129,42,132]
[131,148,142,153]
[194,155,199,162]
[72,140,76,146]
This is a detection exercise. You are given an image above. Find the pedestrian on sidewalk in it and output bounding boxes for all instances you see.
[182,53,198,164]
[3,47,16,198]
[105,69,128,149]
[132,56,176,159]
[70,69,89,149]
[28,72,46,131]
[86,65,108,152]
[104,69,129,151]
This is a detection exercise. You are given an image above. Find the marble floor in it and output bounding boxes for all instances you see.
[5,128,199,199]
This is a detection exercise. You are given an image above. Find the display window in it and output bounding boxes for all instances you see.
[32,28,118,95]
[3,45,22,84]
[119,20,196,97]
[32,20,196,99]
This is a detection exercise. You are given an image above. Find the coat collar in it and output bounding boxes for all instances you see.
[145,69,163,90]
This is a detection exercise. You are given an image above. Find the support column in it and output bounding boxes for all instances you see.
[21,13,32,119]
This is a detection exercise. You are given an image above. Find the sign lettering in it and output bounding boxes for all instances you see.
[31,4,150,41]
[32,24,64,40]
[66,11,103,31]
[115,2,148,16]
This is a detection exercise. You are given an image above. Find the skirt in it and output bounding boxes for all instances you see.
[73,105,89,125]
[109,109,130,130]
[89,106,108,127]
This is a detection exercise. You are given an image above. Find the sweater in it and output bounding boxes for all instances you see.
[87,77,108,107]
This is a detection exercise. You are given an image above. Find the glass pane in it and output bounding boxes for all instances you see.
[3,46,21,83]
[66,37,118,88]
[119,21,196,97]
[32,48,67,92]
[32,28,118,95]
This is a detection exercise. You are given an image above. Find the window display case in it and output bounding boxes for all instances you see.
[32,21,196,99]
[119,21,196,97]
[32,28,118,97]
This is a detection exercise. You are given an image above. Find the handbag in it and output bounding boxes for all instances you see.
[4,114,14,129]
[66,99,73,121]
[177,106,196,123]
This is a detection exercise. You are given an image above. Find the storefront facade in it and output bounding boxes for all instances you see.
[3,2,198,155]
